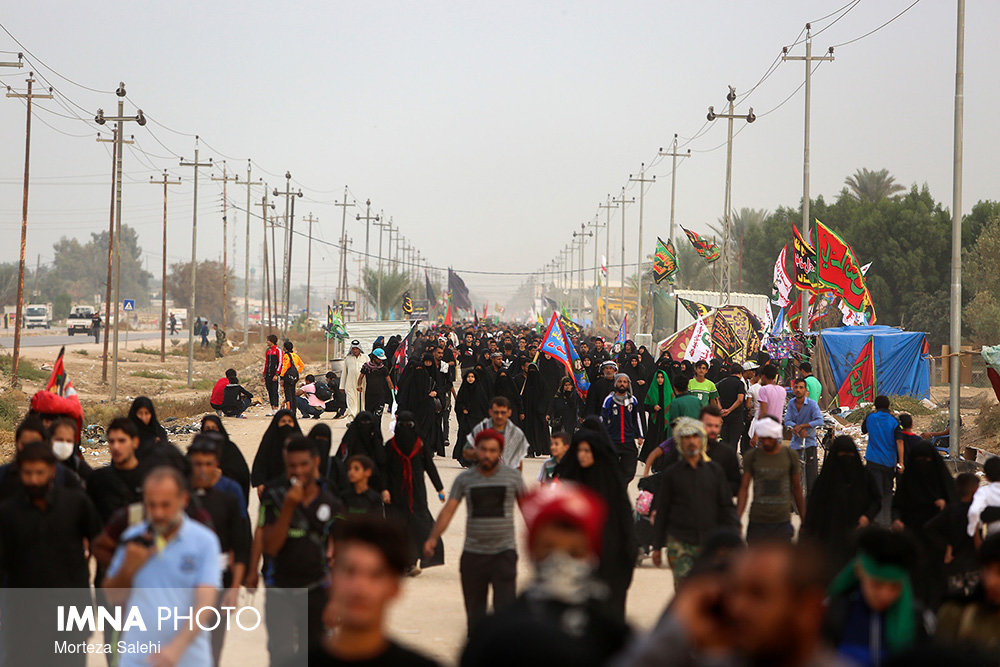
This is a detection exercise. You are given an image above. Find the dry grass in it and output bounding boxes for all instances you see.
[846,395,936,424]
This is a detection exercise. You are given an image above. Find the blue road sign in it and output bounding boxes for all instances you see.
[123,299,135,311]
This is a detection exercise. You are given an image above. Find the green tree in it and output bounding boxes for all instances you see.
[360,268,411,319]
[964,215,1000,343]
[962,200,1000,249]
[844,168,906,203]
[49,226,152,305]
[165,260,235,325]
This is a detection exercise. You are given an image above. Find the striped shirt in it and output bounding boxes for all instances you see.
[449,465,524,554]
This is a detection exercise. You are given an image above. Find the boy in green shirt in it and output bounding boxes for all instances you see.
[687,360,720,408]
[667,374,702,440]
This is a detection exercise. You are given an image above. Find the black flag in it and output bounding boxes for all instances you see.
[401,291,413,316]
[425,270,437,305]
[448,268,472,311]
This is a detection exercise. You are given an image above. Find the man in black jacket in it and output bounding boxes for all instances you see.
[584,361,617,417]
[650,417,739,583]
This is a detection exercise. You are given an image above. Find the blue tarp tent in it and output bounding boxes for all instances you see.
[814,326,930,406]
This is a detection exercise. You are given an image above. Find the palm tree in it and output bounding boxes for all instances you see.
[360,268,411,320]
[844,168,905,203]
[709,208,769,291]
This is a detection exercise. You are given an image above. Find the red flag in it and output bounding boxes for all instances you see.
[816,220,872,312]
[837,336,877,409]
[443,300,452,326]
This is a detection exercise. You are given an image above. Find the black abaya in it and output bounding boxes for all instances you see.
[548,380,582,435]
[384,412,445,569]
[800,437,881,570]
[520,365,551,456]
[201,415,251,506]
[494,368,523,426]
[396,360,444,458]
[555,427,637,621]
[454,371,490,459]
[334,411,387,492]
[249,409,301,486]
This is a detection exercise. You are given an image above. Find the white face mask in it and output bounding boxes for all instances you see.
[52,440,75,461]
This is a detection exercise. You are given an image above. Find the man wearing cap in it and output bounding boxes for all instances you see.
[737,416,805,544]
[344,340,365,419]
[360,348,394,421]
[424,429,524,635]
[600,373,644,480]
[461,482,630,666]
[585,361,618,417]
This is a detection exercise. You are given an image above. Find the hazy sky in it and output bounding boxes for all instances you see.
[0,1,994,304]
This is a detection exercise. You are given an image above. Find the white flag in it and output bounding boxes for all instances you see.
[771,245,793,307]
[684,315,714,362]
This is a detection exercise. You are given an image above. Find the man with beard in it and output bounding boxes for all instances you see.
[261,436,344,664]
[0,440,102,665]
[600,374,644,481]
[104,467,221,667]
[458,331,478,372]
[585,361,618,417]
[737,416,805,544]
[644,406,740,496]
[649,418,738,583]
[86,417,145,523]
[344,340,366,419]
[460,482,630,667]
[424,430,524,635]
[614,542,848,667]
[466,397,529,471]
[590,337,610,364]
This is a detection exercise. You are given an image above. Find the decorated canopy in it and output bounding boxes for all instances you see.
[656,305,764,364]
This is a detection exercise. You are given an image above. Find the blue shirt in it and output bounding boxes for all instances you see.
[213,475,248,517]
[107,517,222,667]
[783,397,824,450]
[862,410,900,468]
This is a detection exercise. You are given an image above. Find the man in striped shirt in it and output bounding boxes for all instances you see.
[423,429,524,635]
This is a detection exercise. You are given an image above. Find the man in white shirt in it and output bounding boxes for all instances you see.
[343,340,365,419]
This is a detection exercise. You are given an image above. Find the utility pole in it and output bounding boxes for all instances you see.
[149,170,181,363]
[95,130,132,383]
[783,26,834,333]
[356,201,380,319]
[272,174,302,333]
[334,188,355,304]
[707,86,755,302]
[237,161,262,346]
[94,84,146,400]
[6,71,51,385]
[629,163,655,332]
[303,213,317,316]
[598,195,617,326]
[586,214,602,319]
[374,216,392,320]
[179,139,212,388]
[573,223,592,321]
[611,189,634,324]
[949,0,965,457]
[658,134,691,248]
[211,162,238,329]
[260,192,275,334]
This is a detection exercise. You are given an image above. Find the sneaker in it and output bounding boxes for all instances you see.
[405,565,422,578]
[236,414,248,419]
[265,411,276,417]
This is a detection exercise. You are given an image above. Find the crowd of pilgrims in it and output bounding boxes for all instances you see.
[1,322,1000,666]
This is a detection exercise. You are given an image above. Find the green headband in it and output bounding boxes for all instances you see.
[858,552,909,584]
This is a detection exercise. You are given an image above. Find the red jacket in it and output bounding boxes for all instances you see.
[210,377,227,406]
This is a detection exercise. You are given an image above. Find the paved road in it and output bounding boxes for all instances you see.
[0,330,166,349]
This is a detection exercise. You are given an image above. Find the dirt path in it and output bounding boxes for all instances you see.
[123,404,675,666]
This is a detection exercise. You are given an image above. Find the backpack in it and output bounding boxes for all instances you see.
[284,352,304,383]
[314,381,332,401]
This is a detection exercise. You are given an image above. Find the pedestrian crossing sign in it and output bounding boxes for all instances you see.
[123,299,135,311]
